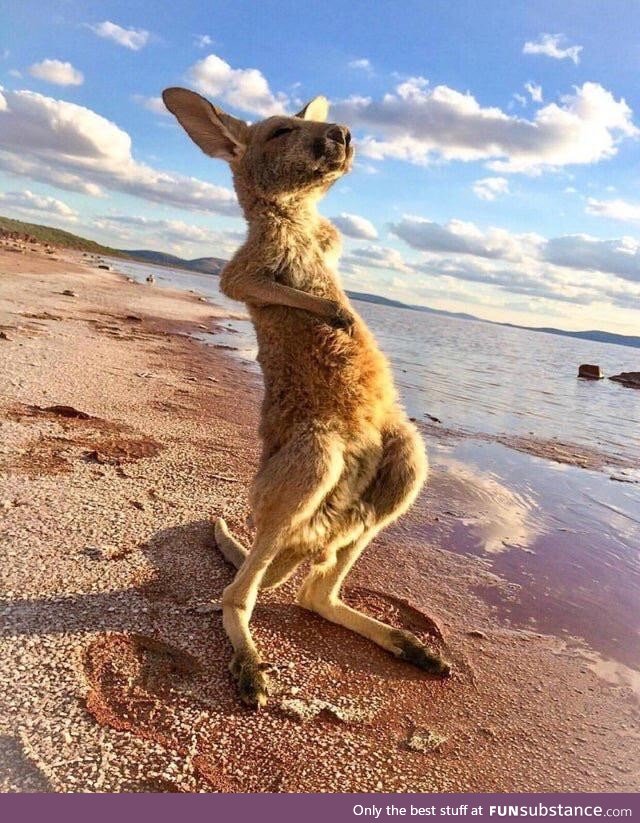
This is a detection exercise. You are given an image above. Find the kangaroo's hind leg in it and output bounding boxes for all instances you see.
[297,419,450,676]
[297,532,449,674]
[221,428,345,707]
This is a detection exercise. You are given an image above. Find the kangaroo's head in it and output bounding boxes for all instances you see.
[162,87,353,216]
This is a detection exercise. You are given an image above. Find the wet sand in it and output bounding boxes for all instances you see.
[1,246,639,792]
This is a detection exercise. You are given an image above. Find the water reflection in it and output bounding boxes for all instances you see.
[424,438,640,672]
[426,453,544,554]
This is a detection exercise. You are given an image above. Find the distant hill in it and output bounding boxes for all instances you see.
[349,290,640,347]
[347,290,481,322]
[502,324,640,350]
[0,215,121,255]
[121,249,226,275]
[2,214,638,349]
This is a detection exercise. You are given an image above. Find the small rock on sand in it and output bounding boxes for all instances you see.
[609,372,640,389]
[61,289,77,297]
[98,264,110,270]
[281,697,375,723]
[41,404,92,419]
[578,364,603,379]
[406,729,449,753]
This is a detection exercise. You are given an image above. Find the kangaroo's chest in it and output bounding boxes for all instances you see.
[276,251,341,300]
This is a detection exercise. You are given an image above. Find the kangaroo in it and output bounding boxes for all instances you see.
[163,87,451,707]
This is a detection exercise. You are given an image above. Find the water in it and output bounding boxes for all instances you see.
[110,257,640,680]
[114,256,640,466]
[362,302,640,468]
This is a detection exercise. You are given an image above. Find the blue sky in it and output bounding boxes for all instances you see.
[2,0,640,334]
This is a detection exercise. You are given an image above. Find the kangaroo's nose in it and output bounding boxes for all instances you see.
[326,125,351,146]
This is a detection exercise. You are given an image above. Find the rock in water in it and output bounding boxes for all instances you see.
[578,364,603,379]
[609,372,640,389]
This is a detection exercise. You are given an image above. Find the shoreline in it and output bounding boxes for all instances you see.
[1,247,638,792]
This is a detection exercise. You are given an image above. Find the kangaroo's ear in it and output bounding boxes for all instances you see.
[162,87,249,162]
[295,96,329,122]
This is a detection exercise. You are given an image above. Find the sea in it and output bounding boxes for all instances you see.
[110,257,640,692]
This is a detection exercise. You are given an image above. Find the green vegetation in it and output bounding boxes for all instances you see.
[0,214,122,255]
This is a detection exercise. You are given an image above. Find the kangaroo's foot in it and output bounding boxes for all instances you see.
[298,586,451,679]
[229,650,270,708]
[389,628,451,676]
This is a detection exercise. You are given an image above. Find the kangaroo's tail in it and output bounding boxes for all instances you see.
[213,518,248,569]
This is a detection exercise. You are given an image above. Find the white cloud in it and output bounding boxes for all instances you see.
[524,81,543,103]
[543,234,640,283]
[391,216,539,261]
[332,212,378,239]
[28,59,84,86]
[338,214,640,324]
[523,34,582,64]
[0,189,78,220]
[472,176,510,201]
[132,94,169,115]
[586,197,640,226]
[188,54,288,117]
[97,215,208,243]
[348,58,373,72]
[94,214,244,256]
[87,21,150,51]
[416,255,608,307]
[343,244,411,273]
[389,214,640,308]
[194,34,213,49]
[0,88,239,215]
[0,153,103,196]
[333,80,637,173]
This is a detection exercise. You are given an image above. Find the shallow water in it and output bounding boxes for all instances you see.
[110,257,640,678]
[424,437,640,675]
[114,257,640,466]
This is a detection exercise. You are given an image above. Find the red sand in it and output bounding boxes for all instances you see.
[0,246,638,792]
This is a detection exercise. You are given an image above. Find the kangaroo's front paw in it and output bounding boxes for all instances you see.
[229,651,270,708]
[390,629,452,677]
[327,304,356,333]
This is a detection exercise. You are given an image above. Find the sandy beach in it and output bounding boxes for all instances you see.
[1,246,638,793]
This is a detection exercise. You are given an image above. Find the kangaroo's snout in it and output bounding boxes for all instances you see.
[326,125,351,146]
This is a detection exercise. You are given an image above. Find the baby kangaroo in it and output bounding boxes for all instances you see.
[163,87,451,707]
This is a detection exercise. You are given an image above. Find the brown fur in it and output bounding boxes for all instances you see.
[163,87,450,706]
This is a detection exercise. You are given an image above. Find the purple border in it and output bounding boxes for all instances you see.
[1,793,638,822]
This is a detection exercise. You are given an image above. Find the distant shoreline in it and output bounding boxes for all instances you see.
[122,249,640,350]
[2,211,639,350]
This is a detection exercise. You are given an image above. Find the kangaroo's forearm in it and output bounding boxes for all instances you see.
[247,280,337,318]
[221,263,337,318]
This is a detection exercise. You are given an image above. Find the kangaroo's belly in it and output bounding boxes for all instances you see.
[250,304,396,440]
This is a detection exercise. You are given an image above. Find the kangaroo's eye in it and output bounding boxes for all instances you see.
[268,126,294,140]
